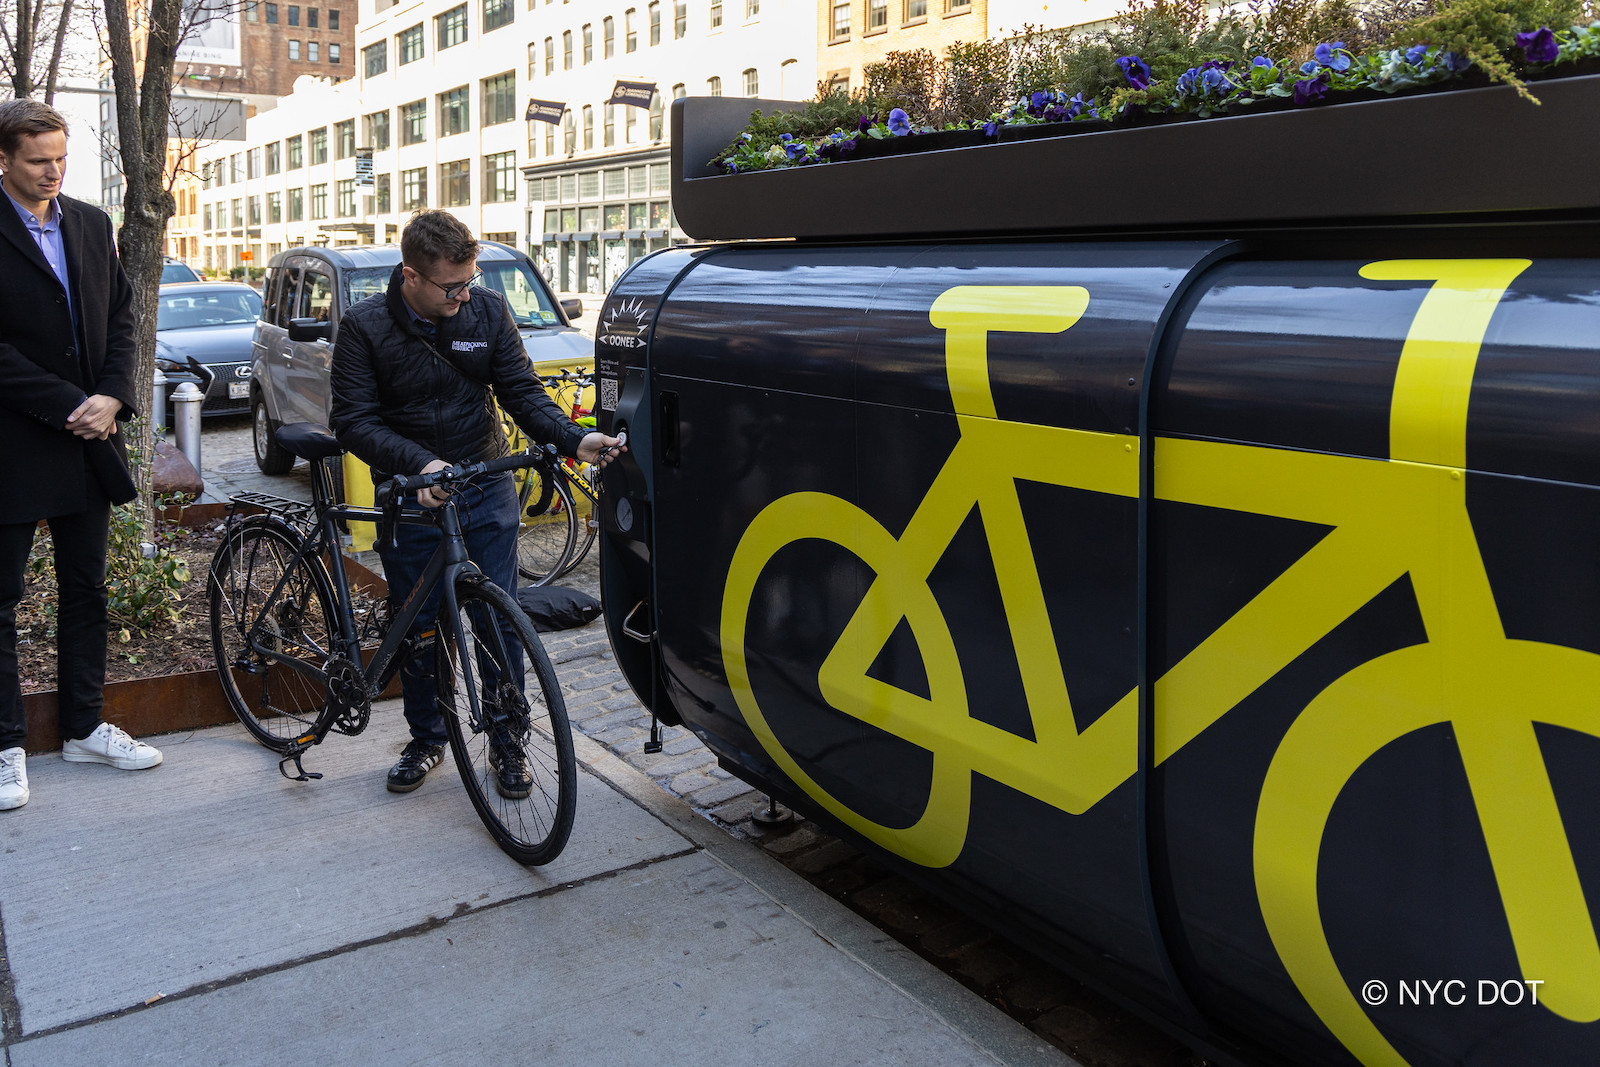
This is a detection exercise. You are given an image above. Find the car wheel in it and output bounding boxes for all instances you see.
[252,393,295,475]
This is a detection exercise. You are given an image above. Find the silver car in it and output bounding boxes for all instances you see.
[249,242,587,474]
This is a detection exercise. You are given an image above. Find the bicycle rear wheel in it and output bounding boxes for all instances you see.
[436,575,576,865]
[553,460,598,580]
[208,517,337,752]
[516,468,577,586]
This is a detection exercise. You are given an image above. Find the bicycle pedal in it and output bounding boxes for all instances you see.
[278,750,323,782]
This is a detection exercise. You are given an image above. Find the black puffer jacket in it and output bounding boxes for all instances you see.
[330,264,585,480]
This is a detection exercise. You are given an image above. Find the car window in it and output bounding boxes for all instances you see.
[298,270,335,322]
[344,266,390,308]
[156,289,263,330]
[161,261,200,283]
[275,264,303,326]
[478,260,560,327]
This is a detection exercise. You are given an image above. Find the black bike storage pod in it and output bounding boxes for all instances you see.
[592,86,1600,1067]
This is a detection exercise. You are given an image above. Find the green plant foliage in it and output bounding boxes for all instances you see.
[1387,0,1586,96]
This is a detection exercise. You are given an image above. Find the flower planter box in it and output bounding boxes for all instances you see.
[22,552,395,753]
[670,73,1600,242]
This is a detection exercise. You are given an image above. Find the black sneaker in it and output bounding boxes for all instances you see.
[489,738,533,799]
[387,740,445,793]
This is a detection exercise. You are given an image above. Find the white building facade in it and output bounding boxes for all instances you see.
[192,0,816,293]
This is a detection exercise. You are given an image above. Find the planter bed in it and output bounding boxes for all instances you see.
[671,73,1600,241]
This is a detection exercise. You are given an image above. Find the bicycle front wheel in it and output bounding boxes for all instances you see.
[554,460,598,580]
[208,517,337,752]
[436,576,577,865]
[515,468,577,586]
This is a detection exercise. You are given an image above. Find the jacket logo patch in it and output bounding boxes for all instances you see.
[450,339,489,353]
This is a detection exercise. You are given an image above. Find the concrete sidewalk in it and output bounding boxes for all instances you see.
[0,708,1069,1066]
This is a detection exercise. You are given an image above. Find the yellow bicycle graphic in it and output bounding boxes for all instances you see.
[720,262,1600,1065]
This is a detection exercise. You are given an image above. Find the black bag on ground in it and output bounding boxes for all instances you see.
[516,585,602,632]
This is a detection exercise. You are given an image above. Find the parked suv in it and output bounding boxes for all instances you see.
[249,242,588,474]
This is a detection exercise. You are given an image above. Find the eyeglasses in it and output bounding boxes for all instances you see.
[413,266,481,301]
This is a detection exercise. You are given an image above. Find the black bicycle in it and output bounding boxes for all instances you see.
[207,424,577,865]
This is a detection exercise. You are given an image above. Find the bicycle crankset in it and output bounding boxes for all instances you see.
[325,656,371,735]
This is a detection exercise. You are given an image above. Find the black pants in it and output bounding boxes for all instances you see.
[0,483,110,750]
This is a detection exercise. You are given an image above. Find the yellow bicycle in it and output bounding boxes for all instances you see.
[721,263,1600,1067]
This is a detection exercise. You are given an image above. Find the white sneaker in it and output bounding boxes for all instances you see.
[0,747,28,809]
[61,723,163,770]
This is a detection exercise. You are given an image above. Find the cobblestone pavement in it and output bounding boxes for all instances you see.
[193,415,1196,1067]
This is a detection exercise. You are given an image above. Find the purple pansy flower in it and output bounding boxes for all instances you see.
[857,114,874,133]
[1293,72,1330,105]
[1440,51,1473,72]
[1404,43,1429,65]
[1516,27,1559,63]
[1117,55,1151,90]
[1314,41,1352,72]
[887,108,911,135]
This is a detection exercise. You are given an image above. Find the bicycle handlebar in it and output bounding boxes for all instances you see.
[375,446,558,546]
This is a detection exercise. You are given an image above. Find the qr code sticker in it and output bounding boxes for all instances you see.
[600,377,619,412]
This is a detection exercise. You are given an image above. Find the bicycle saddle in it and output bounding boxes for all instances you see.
[276,423,344,461]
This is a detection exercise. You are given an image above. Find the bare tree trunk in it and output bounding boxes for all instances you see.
[3,0,76,102]
[41,0,69,104]
[105,0,183,536]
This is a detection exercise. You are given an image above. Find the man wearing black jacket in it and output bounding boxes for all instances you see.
[0,100,164,812]
[331,210,622,795]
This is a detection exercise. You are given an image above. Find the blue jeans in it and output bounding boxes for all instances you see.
[376,472,521,744]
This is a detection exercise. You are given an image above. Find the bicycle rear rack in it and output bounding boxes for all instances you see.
[229,491,316,525]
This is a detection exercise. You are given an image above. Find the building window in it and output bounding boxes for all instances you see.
[364,41,387,76]
[376,173,392,213]
[544,36,554,74]
[483,0,514,32]
[265,2,277,22]
[545,123,556,156]
[203,203,212,230]
[336,179,355,216]
[624,102,638,142]
[482,72,516,126]
[308,6,318,27]
[603,103,615,146]
[563,110,575,154]
[528,41,538,78]
[743,68,757,96]
[437,4,468,48]
[288,39,301,60]
[328,8,339,27]
[562,29,572,69]
[246,2,258,22]
[745,0,757,17]
[649,90,663,139]
[288,188,304,221]
[288,4,299,24]
[440,160,470,207]
[625,7,637,50]
[287,134,303,168]
[401,99,427,145]
[582,23,593,63]
[365,109,390,150]
[648,2,660,45]
[249,195,261,225]
[247,147,261,178]
[335,119,355,159]
[267,191,282,223]
[309,126,327,164]
[402,167,427,209]
[903,0,925,19]
[582,104,593,150]
[673,0,685,37]
[483,150,516,202]
[329,43,341,63]
[832,2,849,38]
[310,183,327,219]
[867,0,886,28]
[710,0,721,27]
[308,40,319,62]
[438,86,469,136]
[707,75,720,96]
[602,16,614,58]
[673,82,685,99]
[266,141,281,174]
[399,24,424,64]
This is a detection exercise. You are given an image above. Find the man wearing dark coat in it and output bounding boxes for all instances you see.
[0,99,164,812]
